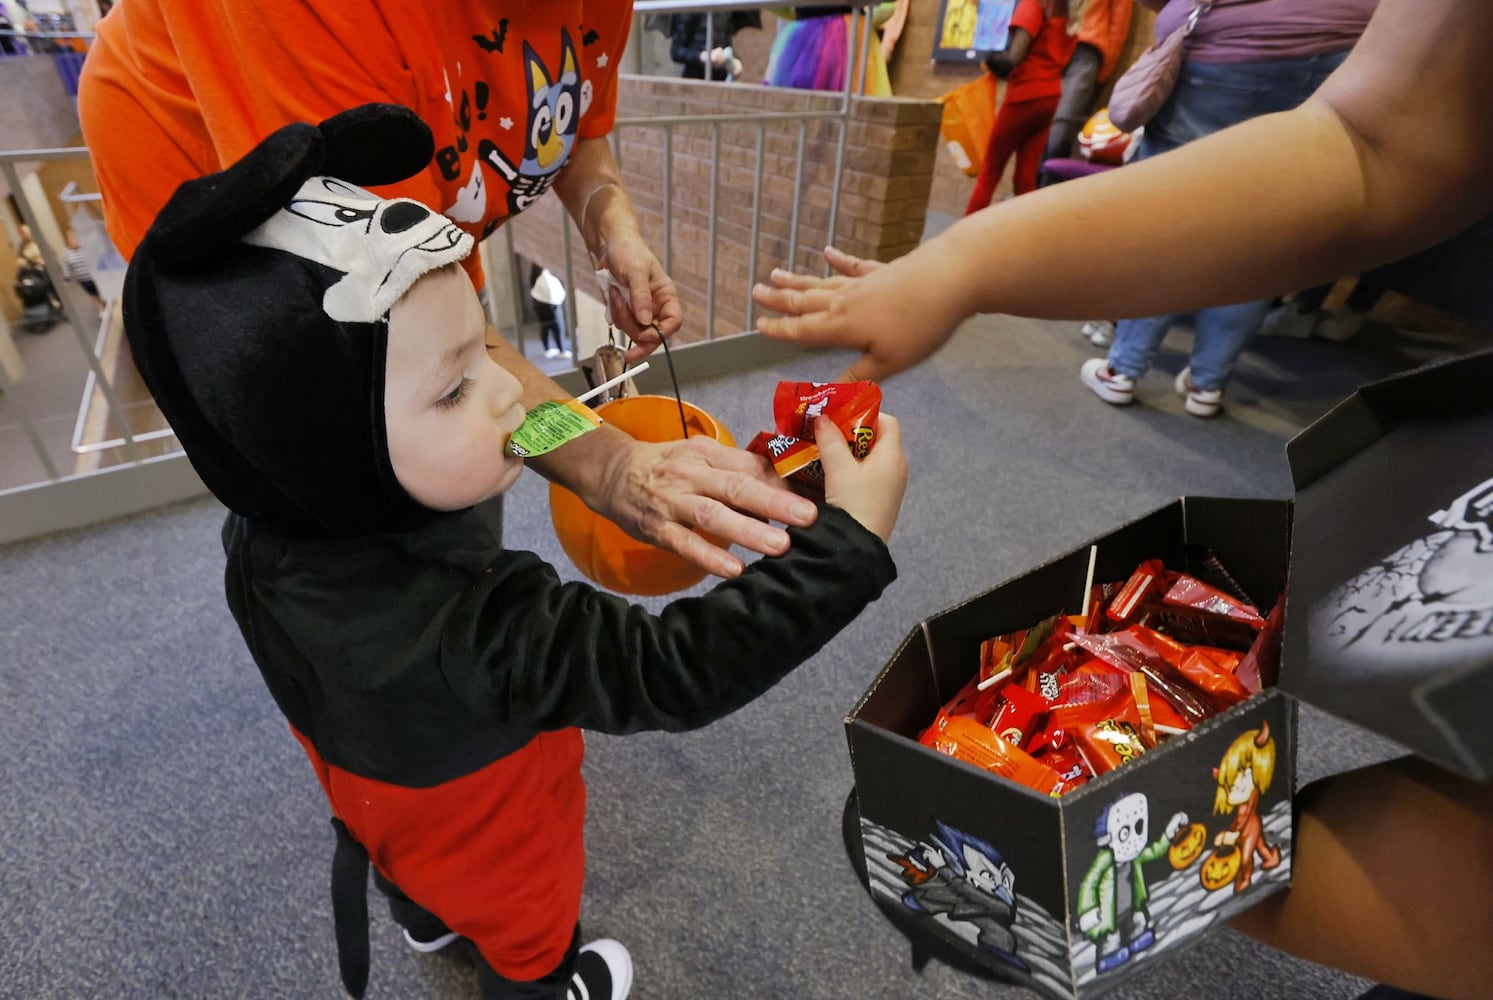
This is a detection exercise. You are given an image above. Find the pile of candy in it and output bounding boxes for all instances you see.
[918,558,1278,797]
[746,381,881,501]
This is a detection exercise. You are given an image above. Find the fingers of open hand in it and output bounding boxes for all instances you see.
[823,245,882,278]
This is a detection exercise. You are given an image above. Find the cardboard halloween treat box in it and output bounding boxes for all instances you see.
[844,349,1493,1000]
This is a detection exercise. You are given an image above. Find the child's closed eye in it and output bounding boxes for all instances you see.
[437,376,474,409]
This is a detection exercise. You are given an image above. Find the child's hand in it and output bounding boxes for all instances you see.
[816,413,906,544]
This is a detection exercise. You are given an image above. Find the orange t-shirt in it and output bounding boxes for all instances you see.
[79,0,633,288]
[1077,0,1136,82]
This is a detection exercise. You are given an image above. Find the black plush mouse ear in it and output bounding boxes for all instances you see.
[144,121,325,268]
[317,103,435,189]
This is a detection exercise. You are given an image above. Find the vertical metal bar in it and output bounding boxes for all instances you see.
[503,224,528,356]
[561,206,579,360]
[704,16,714,77]
[843,6,859,99]
[744,123,765,332]
[706,121,720,342]
[662,124,674,278]
[859,3,877,95]
[826,111,851,276]
[0,357,63,480]
[1,160,140,463]
[787,120,806,271]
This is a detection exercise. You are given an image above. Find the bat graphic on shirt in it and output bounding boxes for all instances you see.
[473,19,509,54]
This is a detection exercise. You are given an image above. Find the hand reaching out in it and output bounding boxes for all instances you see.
[752,245,969,383]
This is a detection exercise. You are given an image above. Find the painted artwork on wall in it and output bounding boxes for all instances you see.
[934,0,1016,63]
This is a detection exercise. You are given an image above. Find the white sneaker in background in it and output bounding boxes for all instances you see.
[1079,358,1135,405]
[1080,320,1115,348]
[544,348,560,358]
[1174,367,1223,418]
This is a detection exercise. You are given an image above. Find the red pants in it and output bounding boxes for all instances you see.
[965,93,1061,213]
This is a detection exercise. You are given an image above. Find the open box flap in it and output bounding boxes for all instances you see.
[1282,348,1493,780]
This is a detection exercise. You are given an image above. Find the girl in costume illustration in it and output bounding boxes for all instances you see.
[1209,722,1282,894]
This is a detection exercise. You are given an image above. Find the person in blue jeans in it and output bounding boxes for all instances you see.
[1081,0,1376,417]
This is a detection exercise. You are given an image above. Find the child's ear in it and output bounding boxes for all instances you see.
[317,104,434,189]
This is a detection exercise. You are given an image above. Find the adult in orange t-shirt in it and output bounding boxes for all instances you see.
[78,1,819,598]
[1043,0,1136,166]
[964,0,1079,211]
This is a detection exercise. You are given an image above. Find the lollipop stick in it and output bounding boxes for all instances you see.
[575,361,650,405]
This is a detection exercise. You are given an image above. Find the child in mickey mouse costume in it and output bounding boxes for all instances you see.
[123,103,906,1000]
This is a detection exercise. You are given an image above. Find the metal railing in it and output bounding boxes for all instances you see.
[0,2,888,544]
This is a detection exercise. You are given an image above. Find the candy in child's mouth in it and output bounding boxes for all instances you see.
[505,399,601,458]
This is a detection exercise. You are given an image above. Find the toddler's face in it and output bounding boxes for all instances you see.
[385,265,526,510]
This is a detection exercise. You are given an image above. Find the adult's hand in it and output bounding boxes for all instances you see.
[584,431,820,579]
[593,230,683,365]
[752,244,970,382]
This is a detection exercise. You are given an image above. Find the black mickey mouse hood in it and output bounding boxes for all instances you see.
[124,104,475,537]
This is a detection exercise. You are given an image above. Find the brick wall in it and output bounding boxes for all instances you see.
[507,76,941,343]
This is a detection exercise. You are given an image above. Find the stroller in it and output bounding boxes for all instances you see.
[14,260,63,334]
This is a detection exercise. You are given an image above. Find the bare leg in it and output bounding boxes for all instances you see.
[1230,757,1493,1000]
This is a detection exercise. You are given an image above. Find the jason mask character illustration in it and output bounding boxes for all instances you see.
[1076,792,1188,974]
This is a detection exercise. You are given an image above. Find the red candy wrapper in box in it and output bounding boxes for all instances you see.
[746,381,881,500]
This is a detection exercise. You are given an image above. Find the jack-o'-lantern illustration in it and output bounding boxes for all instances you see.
[1168,822,1207,869]
[1199,845,1242,892]
[550,395,736,596]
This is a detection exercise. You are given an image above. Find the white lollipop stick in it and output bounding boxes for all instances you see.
[575,361,650,406]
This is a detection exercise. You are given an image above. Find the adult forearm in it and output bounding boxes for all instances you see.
[930,104,1404,321]
[934,0,1493,323]
[552,136,641,265]
[485,331,627,493]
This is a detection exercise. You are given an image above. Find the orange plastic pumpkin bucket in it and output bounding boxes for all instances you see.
[549,395,737,596]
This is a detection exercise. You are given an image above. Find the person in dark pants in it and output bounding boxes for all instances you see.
[529,263,571,359]
[667,12,758,80]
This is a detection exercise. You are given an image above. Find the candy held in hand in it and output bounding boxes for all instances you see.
[745,381,881,500]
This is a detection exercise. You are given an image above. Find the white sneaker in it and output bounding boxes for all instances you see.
[1174,367,1223,418]
[560,349,573,359]
[568,938,632,1000]
[1080,320,1115,348]
[544,348,560,358]
[403,928,460,953]
[1080,358,1135,405]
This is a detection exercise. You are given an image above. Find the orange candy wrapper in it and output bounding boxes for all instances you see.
[919,712,1074,796]
[746,381,881,499]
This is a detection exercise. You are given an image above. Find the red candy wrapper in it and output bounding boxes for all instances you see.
[991,684,1047,747]
[746,381,881,500]
[1162,574,1265,628]
[1106,559,1168,625]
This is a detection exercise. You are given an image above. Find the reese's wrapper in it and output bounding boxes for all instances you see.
[746,381,881,499]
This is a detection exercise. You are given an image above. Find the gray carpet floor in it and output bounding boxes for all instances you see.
[3,310,1482,1000]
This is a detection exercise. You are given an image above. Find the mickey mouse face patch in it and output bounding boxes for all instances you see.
[244,176,473,324]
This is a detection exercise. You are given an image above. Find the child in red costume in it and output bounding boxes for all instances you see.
[965,0,1079,212]
[1212,722,1283,894]
[122,105,907,1000]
